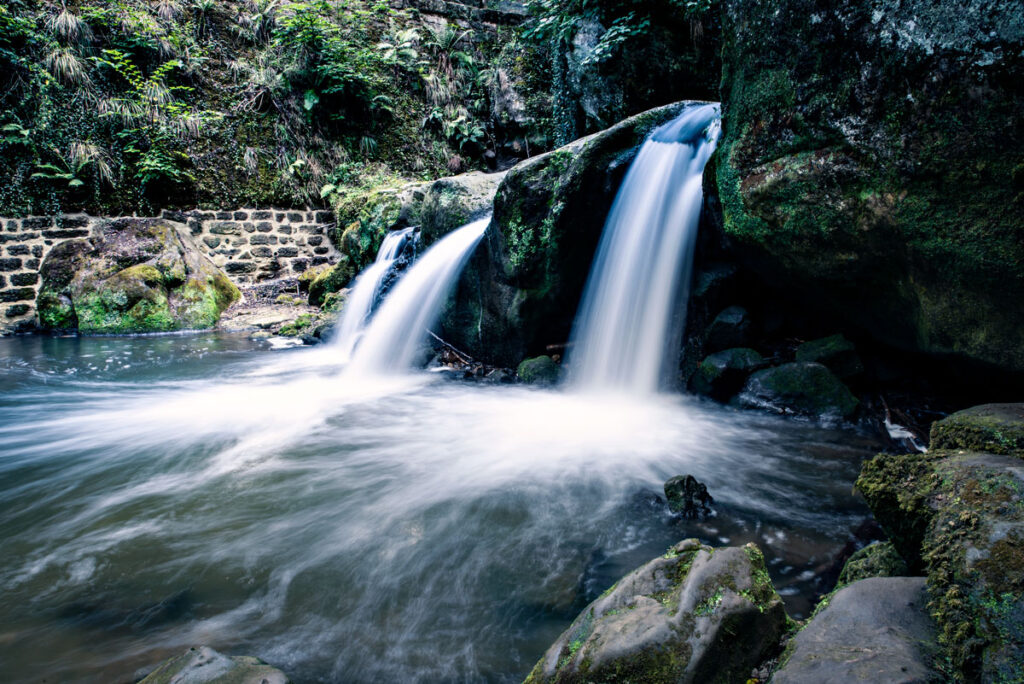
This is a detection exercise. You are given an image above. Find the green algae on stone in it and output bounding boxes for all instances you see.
[739,362,859,418]
[523,539,786,684]
[35,218,239,334]
[516,355,560,385]
[837,541,909,586]
[930,404,1024,458]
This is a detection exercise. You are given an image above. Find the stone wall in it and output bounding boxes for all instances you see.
[0,209,339,335]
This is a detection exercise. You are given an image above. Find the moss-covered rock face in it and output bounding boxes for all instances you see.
[36,218,239,334]
[857,405,1024,681]
[738,362,859,419]
[444,101,706,366]
[140,646,289,684]
[523,539,786,684]
[717,0,1024,378]
[930,404,1024,457]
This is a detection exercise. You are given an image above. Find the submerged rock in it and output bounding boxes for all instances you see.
[36,218,239,333]
[691,347,763,400]
[663,475,714,518]
[857,404,1024,681]
[795,334,864,381]
[930,403,1024,457]
[738,362,859,419]
[772,577,940,683]
[516,355,560,385]
[139,646,289,684]
[523,539,786,684]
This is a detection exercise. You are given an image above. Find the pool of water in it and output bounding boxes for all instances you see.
[0,333,882,683]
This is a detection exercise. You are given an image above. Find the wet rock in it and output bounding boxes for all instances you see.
[523,539,786,684]
[139,646,289,684]
[930,403,1024,457]
[738,362,858,419]
[857,405,1024,681]
[663,475,713,518]
[691,347,763,400]
[837,541,908,586]
[795,334,863,381]
[516,355,560,385]
[772,578,940,684]
[717,0,1024,376]
[703,305,751,353]
[36,218,239,333]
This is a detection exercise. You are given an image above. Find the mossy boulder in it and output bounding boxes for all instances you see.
[857,406,1024,681]
[795,334,863,381]
[930,403,1024,457]
[772,578,940,684]
[717,0,1024,378]
[139,646,289,684]
[442,101,710,366]
[516,355,560,385]
[691,347,763,400]
[664,475,713,518]
[738,362,859,419]
[36,218,239,334]
[837,541,909,586]
[523,539,786,684]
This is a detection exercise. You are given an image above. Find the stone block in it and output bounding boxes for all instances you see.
[276,247,299,257]
[5,304,31,317]
[251,210,272,220]
[215,211,233,220]
[278,224,292,235]
[25,258,39,269]
[0,258,22,271]
[307,235,323,246]
[11,272,38,286]
[299,224,324,234]
[250,234,278,245]
[251,246,273,258]
[312,257,329,266]
[256,222,273,232]
[314,247,329,255]
[234,211,248,220]
[275,212,287,222]
[291,259,310,272]
[5,220,19,232]
[287,212,303,222]
[224,262,257,274]
[243,222,256,233]
[21,217,53,230]
[56,215,90,228]
[0,287,35,302]
[209,222,241,235]
[42,229,89,239]
[315,210,333,223]
[6,245,29,256]
[203,236,221,248]
[31,245,42,257]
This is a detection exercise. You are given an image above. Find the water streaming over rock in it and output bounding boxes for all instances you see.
[346,216,490,375]
[333,227,418,361]
[568,103,721,394]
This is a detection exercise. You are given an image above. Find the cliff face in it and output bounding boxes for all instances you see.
[715,0,1024,376]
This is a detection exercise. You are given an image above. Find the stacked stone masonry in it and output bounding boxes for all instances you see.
[0,209,339,335]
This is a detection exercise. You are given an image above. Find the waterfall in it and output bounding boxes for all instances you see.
[568,103,721,394]
[334,227,417,362]
[346,216,490,375]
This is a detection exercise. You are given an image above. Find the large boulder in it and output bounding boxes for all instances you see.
[857,406,1024,681]
[523,539,787,684]
[443,101,710,366]
[517,355,560,385]
[691,347,763,400]
[36,218,239,333]
[738,362,859,419]
[772,577,940,683]
[139,646,289,684]
[716,0,1024,379]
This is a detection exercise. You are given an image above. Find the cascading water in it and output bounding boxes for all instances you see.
[346,216,489,375]
[567,102,721,394]
[333,227,418,361]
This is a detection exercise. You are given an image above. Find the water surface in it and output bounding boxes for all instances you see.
[0,334,880,683]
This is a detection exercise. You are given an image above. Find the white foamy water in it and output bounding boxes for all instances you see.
[346,217,489,376]
[333,227,417,362]
[569,103,721,394]
[0,334,880,684]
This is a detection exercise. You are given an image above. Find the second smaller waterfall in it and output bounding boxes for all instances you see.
[334,227,417,361]
[346,216,490,376]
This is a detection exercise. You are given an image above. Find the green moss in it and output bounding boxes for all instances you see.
[837,542,908,586]
[930,405,1024,457]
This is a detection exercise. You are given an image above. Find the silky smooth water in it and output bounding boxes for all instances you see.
[333,227,417,362]
[0,334,880,683]
[569,103,721,394]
